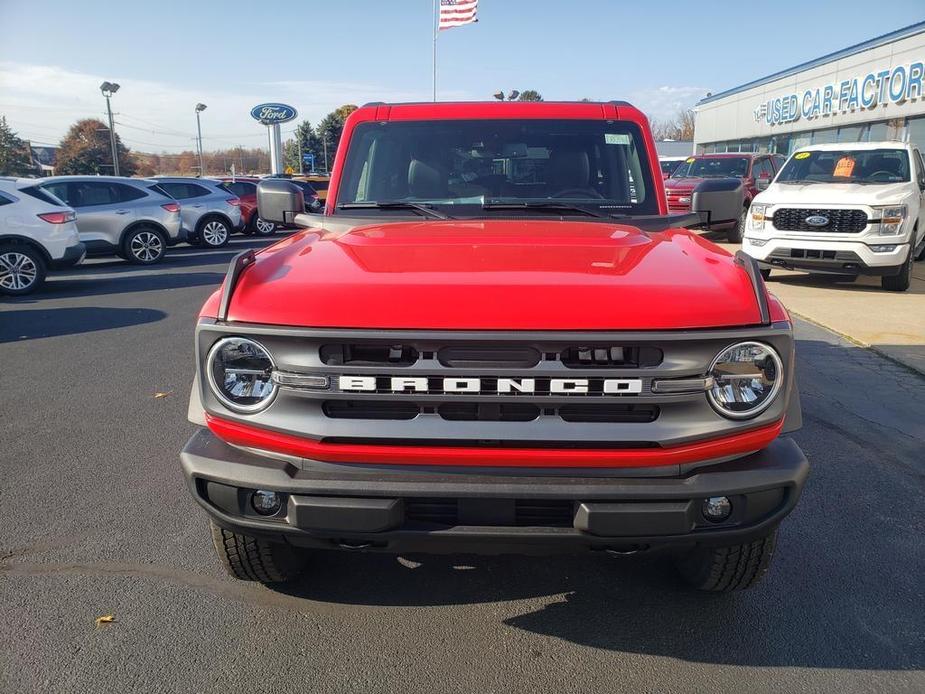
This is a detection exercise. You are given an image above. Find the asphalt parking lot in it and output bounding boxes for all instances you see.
[1,237,923,693]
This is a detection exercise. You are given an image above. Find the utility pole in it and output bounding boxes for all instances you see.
[323,136,328,173]
[298,136,303,175]
[195,103,207,177]
[100,81,121,176]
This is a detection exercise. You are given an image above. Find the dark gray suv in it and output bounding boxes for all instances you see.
[38,176,183,264]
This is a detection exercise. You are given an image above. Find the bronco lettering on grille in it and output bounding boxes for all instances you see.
[337,375,643,396]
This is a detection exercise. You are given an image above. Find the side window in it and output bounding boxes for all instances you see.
[71,182,117,207]
[773,155,787,171]
[752,158,773,179]
[43,182,72,205]
[0,191,14,207]
[160,182,211,199]
[226,182,255,197]
[111,183,147,203]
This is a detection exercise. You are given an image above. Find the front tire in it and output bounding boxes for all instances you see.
[123,227,166,265]
[209,520,306,584]
[198,218,231,248]
[0,244,46,296]
[881,249,913,292]
[726,208,747,244]
[676,529,777,592]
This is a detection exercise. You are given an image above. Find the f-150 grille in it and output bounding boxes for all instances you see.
[772,208,867,233]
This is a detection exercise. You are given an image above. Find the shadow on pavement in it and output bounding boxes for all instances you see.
[0,306,166,342]
[14,271,226,300]
[71,238,278,275]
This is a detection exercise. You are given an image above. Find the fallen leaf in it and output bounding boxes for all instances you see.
[154,391,173,399]
[95,615,115,626]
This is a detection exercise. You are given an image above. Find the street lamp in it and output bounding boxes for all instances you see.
[100,81,121,176]
[195,103,207,177]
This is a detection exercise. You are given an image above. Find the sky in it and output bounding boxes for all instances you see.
[1,0,923,153]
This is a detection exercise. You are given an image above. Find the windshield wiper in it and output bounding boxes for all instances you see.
[779,179,823,184]
[481,201,604,218]
[338,201,450,219]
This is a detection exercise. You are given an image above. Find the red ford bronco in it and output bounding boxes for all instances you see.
[181,101,807,592]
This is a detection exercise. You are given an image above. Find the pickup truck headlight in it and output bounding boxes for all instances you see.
[707,341,783,419]
[207,337,277,413]
[748,204,767,231]
[874,205,906,235]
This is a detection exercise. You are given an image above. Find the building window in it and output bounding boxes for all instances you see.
[811,128,837,145]
[907,117,925,156]
[837,125,864,142]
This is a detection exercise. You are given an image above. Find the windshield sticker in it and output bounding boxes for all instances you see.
[833,156,856,177]
[685,157,696,163]
[604,133,630,145]
[794,152,811,160]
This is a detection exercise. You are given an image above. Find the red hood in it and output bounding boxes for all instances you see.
[205,219,764,330]
[665,178,702,193]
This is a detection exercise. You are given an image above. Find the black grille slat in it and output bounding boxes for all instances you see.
[772,208,867,233]
[323,401,419,420]
[560,345,662,368]
[438,403,540,422]
[558,404,659,423]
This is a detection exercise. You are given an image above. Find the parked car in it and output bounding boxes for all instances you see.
[183,100,807,593]
[743,142,925,291]
[0,178,85,295]
[666,153,786,242]
[35,176,183,264]
[153,177,241,248]
[215,177,277,236]
[658,156,686,180]
[295,174,330,204]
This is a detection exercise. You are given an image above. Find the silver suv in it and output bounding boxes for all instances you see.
[153,177,242,248]
[37,176,183,264]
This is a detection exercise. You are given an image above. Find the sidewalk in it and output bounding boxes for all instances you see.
[712,236,925,375]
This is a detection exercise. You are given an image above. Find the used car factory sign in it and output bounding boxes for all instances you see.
[754,59,924,125]
[250,103,298,124]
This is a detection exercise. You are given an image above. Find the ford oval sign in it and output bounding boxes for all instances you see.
[804,215,830,227]
[250,103,298,124]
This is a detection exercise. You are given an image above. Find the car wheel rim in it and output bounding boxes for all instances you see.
[0,252,37,291]
[202,221,228,246]
[130,231,163,262]
[256,218,274,234]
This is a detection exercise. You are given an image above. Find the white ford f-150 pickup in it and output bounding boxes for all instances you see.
[743,141,925,291]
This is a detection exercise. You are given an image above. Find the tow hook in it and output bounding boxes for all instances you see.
[604,545,649,556]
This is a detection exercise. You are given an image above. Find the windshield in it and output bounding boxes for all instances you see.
[660,160,681,176]
[777,148,910,184]
[336,119,659,217]
[671,156,749,179]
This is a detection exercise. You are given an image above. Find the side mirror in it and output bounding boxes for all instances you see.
[257,179,306,226]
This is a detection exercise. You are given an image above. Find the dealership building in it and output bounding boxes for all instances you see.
[694,21,925,156]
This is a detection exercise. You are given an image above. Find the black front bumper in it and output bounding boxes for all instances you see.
[181,428,809,555]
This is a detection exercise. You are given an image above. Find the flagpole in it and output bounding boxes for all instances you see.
[432,0,438,101]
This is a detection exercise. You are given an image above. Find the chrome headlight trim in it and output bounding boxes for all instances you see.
[206,336,278,414]
[706,340,784,420]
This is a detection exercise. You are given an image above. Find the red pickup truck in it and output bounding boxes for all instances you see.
[666,153,786,242]
[181,101,807,592]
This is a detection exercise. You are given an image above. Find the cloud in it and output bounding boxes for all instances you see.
[628,85,710,123]
[0,62,472,153]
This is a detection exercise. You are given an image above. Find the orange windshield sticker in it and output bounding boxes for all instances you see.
[833,156,856,177]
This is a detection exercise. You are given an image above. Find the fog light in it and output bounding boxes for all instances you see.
[252,490,282,515]
[745,237,768,247]
[702,496,732,522]
[869,244,896,253]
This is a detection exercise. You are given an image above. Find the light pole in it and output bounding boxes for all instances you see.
[195,103,207,177]
[100,81,120,176]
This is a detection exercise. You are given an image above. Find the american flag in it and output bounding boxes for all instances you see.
[438,0,478,31]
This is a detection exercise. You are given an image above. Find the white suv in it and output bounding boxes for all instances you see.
[743,142,925,291]
[0,178,85,295]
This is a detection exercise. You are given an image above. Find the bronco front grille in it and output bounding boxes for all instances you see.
[772,208,867,233]
[405,498,575,527]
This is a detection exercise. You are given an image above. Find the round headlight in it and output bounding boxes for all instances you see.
[707,341,783,419]
[207,337,277,413]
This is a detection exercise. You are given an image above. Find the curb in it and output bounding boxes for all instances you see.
[791,310,925,378]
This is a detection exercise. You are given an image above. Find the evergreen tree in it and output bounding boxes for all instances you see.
[0,116,36,176]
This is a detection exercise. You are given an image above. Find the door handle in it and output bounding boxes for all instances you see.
[115,209,130,215]
[191,204,203,208]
